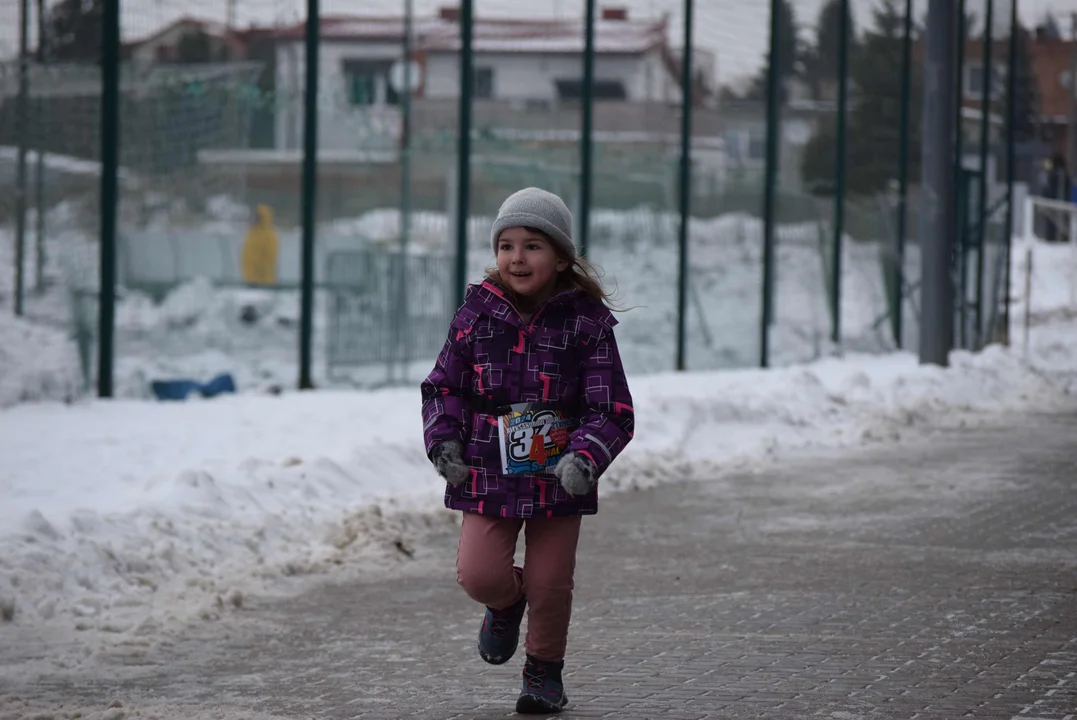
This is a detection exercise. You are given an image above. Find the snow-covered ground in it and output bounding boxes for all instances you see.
[1,196,1075,674]
[1,199,920,404]
[1,237,1075,671]
[4,200,1071,407]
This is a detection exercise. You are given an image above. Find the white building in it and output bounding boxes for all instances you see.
[270,7,715,153]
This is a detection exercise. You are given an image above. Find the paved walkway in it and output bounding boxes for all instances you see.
[4,412,1077,719]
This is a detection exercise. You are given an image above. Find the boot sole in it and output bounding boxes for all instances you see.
[515,692,568,714]
[477,636,518,665]
[477,592,526,665]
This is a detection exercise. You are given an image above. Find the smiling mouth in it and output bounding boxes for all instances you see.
[510,272,531,278]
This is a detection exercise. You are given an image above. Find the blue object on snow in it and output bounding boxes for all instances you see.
[151,373,237,401]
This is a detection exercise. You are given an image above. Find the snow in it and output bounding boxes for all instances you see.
[1,309,1075,673]
[1010,235,1077,320]
[2,203,871,402]
[2,196,1075,673]
[0,313,83,407]
[5,195,1072,406]
[0,147,136,182]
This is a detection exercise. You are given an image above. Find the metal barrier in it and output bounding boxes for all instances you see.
[325,249,454,382]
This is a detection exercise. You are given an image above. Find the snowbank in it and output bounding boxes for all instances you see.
[5,199,1074,402]
[0,313,1074,668]
[1,201,1075,669]
[0,313,83,408]
[1009,235,1077,320]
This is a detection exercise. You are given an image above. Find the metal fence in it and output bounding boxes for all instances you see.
[324,249,454,383]
[0,0,1036,398]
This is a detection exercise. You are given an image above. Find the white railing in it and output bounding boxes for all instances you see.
[1022,194,1077,312]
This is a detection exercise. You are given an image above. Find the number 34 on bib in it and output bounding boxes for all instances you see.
[497,405,575,475]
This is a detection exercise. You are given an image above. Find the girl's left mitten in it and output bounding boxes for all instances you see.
[554,451,596,496]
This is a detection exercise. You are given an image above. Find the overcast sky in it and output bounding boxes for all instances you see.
[0,0,1074,85]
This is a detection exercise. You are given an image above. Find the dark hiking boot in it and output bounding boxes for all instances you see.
[515,654,569,714]
[477,566,525,665]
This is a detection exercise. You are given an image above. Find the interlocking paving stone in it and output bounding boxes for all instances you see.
[2,412,1076,719]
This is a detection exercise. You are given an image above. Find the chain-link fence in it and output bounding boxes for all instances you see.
[0,0,1038,400]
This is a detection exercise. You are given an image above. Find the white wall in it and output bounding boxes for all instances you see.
[274,40,683,151]
[424,50,676,104]
[638,50,680,104]
[275,40,404,152]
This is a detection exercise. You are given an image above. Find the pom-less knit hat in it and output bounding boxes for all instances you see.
[489,187,576,259]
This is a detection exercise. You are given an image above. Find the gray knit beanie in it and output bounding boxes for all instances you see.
[489,187,576,259]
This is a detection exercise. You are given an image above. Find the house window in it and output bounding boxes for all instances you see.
[474,67,494,99]
[343,59,399,106]
[554,79,628,101]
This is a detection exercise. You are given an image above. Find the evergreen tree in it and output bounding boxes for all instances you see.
[802,0,860,101]
[848,0,918,193]
[44,0,104,63]
[801,0,920,195]
[744,0,805,102]
[1002,23,1040,145]
[1038,12,1062,40]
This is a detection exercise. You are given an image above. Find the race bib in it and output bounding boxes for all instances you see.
[497,403,576,475]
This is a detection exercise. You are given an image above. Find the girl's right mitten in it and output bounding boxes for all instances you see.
[431,440,470,486]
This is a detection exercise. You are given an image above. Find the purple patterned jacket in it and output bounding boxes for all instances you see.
[420,280,634,518]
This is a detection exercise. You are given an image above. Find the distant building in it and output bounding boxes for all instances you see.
[266,7,717,152]
[117,8,728,211]
[123,16,247,64]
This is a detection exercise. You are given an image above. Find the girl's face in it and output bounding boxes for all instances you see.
[496,227,569,301]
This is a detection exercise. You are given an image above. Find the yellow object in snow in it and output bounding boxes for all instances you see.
[241,204,280,285]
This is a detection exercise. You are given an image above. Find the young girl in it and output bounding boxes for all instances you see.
[420,187,634,714]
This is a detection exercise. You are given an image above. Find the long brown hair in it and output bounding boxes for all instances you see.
[486,227,621,310]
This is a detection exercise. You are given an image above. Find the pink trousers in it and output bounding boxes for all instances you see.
[455,512,583,662]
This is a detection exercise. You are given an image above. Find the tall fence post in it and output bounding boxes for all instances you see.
[579,0,596,257]
[759,0,782,368]
[974,0,994,349]
[920,0,958,366]
[830,0,851,348]
[97,0,120,397]
[1001,0,1018,344]
[34,0,46,294]
[893,0,914,349]
[454,0,474,309]
[954,0,967,348]
[298,0,319,390]
[674,0,693,371]
[13,0,29,317]
[393,0,414,381]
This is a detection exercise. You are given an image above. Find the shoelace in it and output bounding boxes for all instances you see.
[524,664,548,692]
[488,613,513,638]
[487,592,524,638]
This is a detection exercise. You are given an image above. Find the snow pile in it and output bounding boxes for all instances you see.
[8,198,1071,402]
[0,313,83,408]
[1009,236,1077,320]
[0,312,1075,666]
[110,278,317,398]
[0,147,138,180]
